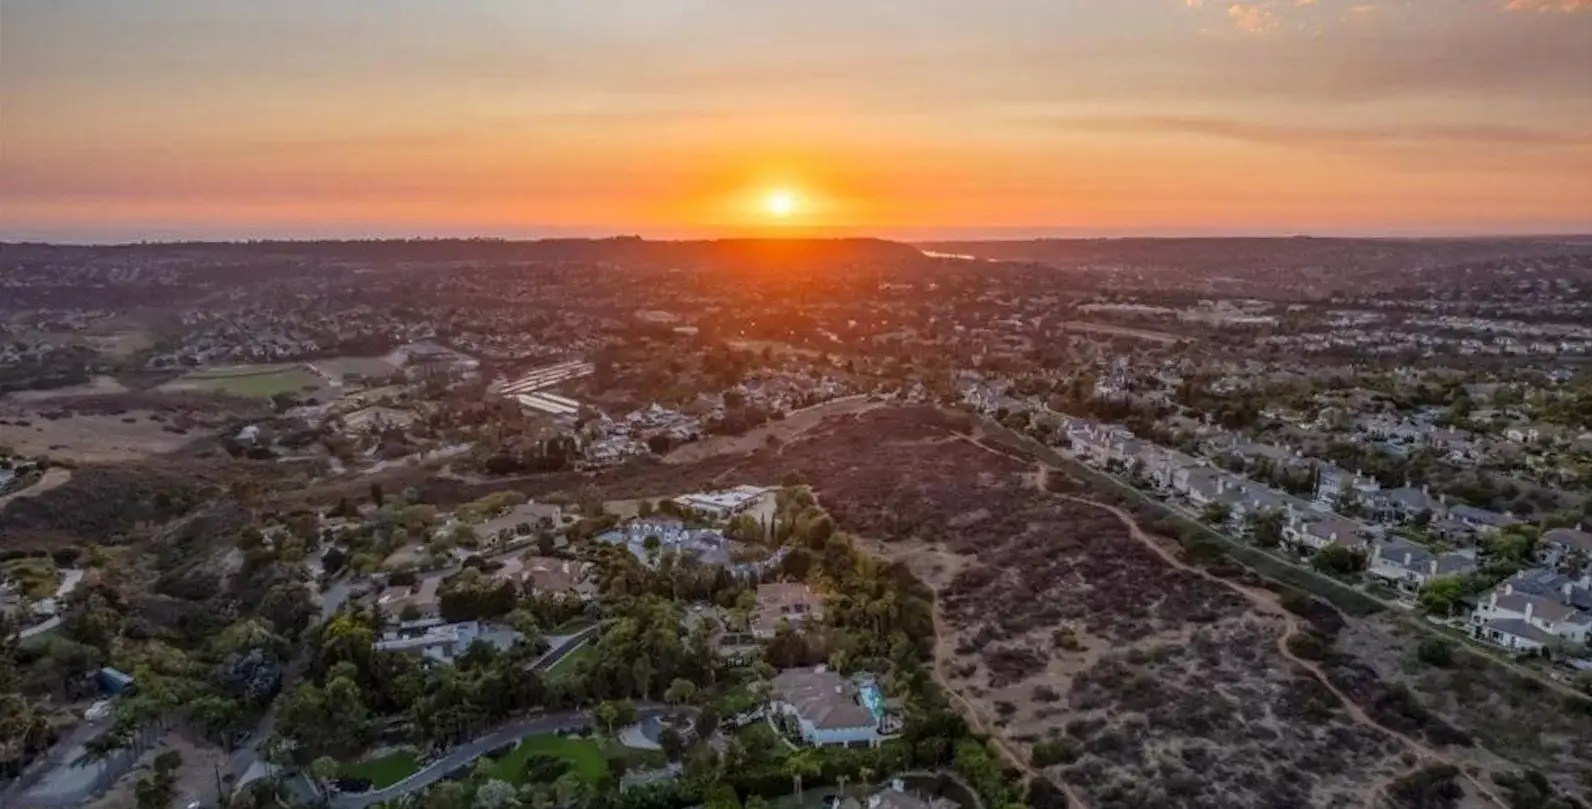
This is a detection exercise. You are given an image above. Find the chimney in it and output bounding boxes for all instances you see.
[869,796,883,809]
[1524,600,1534,622]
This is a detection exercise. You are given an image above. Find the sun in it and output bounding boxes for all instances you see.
[765,189,797,219]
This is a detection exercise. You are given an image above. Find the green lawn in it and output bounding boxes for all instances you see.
[340,750,420,788]
[487,734,607,785]
[544,642,596,677]
[549,617,597,634]
[165,365,326,398]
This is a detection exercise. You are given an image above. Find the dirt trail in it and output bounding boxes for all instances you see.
[0,467,71,510]
[1062,493,1508,809]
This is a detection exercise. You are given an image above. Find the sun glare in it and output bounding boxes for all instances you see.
[765,189,797,219]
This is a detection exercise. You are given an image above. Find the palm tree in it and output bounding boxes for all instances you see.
[788,749,821,800]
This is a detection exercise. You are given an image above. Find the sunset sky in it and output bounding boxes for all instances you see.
[3,0,1590,241]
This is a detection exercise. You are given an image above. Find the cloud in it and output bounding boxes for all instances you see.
[1504,0,1592,11]
[1228,2,1281,32]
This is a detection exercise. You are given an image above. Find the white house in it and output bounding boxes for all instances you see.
[1368,540,1477,592]
[373,620,522,664]
[1471,575,1592,651]
[1286,516,1369,553]
[770,666,892,748]
[673,485,771,520]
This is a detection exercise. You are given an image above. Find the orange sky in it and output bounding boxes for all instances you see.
[3,0,1589,241]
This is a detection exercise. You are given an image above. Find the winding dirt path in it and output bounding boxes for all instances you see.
[0,467,71,510]
[1062,493,1508,809]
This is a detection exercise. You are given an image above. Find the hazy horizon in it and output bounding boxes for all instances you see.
[5,1,1590,241]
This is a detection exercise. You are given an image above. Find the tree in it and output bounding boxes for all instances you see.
[1246,509,1286,549]
[1200,501,1232,527]
[474,779,519,809]
[632,655,654,701]
[595,700,617,738]
[1417,576,1468,617]
[658,726,685,762]
[310,755,339,785]
[134,750,182,809]
[663,678,698,715]
[1311,543,1367,576]
[704,784,742,809]
[258,583,317,640]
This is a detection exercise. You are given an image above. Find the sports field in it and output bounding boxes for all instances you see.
[159,364,327,398]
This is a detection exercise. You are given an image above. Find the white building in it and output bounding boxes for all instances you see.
[770,666,894,748]
[373,620,523,664]
[1470,571,1592,652]
[672,486,771,520]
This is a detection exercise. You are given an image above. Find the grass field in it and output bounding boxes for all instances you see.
[487,734,607,785]
[544,642,597,677]
[549,617,597,635]
[162,364,326,399]
[340,749,419,788]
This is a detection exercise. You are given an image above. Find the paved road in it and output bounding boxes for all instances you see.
[228,576,357,787]
[17,568,85,640]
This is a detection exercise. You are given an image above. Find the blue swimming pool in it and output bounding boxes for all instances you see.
[858,678,886,722]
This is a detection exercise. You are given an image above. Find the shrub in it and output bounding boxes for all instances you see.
[1031,738,1081,768]
[1286,631,1330,661]
[1416,637,1456,669]
[521,753,570,783]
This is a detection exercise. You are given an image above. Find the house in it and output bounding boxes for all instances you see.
[1368,541,1477,591]
[1371,486,1445,524]
[478,502,565,542]
[1448,506,1523,536]
[841,780,960,809]
[1067,421,1133,466]
[373,620,522,664]
[672,485,770,520]
[1470,570,1592,651]
[1542,527,1592,567]
[339,406,418,435]
[376,577,443,622]
[1315,463,1380,507]
[754,582,824,639]
[1503,423,1564,447]
[497,555,594,599]
[770,666,890,747]
[1289,516,1370,553]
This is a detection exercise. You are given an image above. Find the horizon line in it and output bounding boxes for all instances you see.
[6,230,1592,249]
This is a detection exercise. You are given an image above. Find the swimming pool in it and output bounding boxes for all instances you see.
[858,678,886,722]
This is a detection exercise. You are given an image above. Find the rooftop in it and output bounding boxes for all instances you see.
[772,666,878,731]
